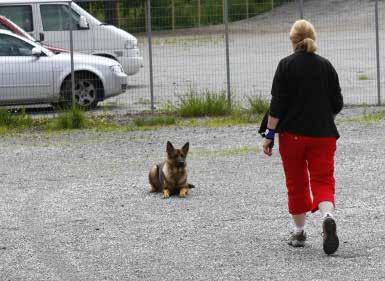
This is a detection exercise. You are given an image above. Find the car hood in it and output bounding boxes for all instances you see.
[52,52,118,66]
[101,25,137,42]
[94,25,137,49]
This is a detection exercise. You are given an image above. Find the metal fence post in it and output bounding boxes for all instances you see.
[246,0,249,19]
[224,0,231,108]
[198,0,201,27]
[375,0,382,105]
[171,0,175,30]
[298,0,304,19]
[68,1,75,107]
[146,0,155,112]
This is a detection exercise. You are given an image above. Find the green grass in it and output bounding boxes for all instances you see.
[358,74,370,81]
[0,109,33,131]
[192,146,260,158]
[247,95,269,115]
[48,107,86,130]
[348,110,385,123]
[0,94,267,135]
[177,90,231,117]
[133,115,176,127]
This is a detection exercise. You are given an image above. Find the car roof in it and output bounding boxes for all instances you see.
[0,0,72,4]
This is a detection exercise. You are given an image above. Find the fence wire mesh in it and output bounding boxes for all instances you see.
[0,0,383,115]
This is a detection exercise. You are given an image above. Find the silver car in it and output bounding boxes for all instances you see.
[0,30,127,109]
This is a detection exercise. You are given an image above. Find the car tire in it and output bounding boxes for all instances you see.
[58,73,102,110]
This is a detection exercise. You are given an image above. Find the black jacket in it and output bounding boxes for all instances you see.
[259,51,343,138]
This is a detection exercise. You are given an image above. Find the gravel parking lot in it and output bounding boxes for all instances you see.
[0,106,384,280]
[105,0,385,113]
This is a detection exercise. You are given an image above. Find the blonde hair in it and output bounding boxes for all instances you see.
[290,19,317,53]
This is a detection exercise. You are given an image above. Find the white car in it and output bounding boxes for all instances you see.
[0,30,128,109]
[0,0,143,76]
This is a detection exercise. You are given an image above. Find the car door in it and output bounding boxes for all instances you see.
[0,33,53,103]
[36,3,94,53]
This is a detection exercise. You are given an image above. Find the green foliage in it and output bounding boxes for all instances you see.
[50,107,86,130]
[0,109,33,129]
[77,0,292,33]
[247,95,269,114]
[177,89,231,117]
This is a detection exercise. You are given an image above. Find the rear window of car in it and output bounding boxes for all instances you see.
[0,5,33,32]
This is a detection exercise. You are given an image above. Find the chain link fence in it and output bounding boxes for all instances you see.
[0,0,383,114]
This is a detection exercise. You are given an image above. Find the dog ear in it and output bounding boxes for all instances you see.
[182,142,189,155]
[166,141,175,154]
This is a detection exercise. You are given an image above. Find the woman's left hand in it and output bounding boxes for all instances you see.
[262,139,274,156]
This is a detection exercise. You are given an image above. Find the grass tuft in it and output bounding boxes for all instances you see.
[177,89,231,117]
[348,110,385,123]
[49,107,86,130]
[0,109,33,129]
[247,95,269,115]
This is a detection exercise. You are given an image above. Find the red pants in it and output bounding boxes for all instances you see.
[278,132,337,215]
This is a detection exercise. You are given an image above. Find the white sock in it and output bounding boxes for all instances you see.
[322,213,334,220]
[319,201,334,219]
[293,225,305,234]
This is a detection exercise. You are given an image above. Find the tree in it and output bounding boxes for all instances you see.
[104,0,119,25]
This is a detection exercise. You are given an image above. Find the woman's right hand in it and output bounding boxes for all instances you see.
[262,138,274,156]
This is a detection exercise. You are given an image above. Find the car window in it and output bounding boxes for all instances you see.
[0,34,34,56]
[40,4,81,31]
[0,6,33,32]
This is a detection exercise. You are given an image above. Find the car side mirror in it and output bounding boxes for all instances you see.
[32,47,43,57]
[39,33,45,42]
[78,16,89,29]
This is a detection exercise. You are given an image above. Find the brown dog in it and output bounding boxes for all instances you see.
[149,141,195,198]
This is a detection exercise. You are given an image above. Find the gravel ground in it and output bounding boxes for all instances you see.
[0,107,384,281]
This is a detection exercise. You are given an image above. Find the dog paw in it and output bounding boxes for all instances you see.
[162,190,170,199]
[179,189,188,198]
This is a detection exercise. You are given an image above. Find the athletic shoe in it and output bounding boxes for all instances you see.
[322,215,339,255]
[288,230,307,247]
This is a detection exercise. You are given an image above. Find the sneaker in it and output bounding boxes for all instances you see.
[288,230,307,247]
[322,215,339,255]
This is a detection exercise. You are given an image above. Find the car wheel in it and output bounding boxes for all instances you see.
[59,74,102,110]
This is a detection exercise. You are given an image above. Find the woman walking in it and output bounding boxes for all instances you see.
[261,19,343,255]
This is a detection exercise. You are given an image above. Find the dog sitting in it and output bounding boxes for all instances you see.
[149,141,195,198]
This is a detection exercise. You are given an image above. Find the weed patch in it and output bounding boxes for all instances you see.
[177,90,231,117]
[48,107,86,130]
